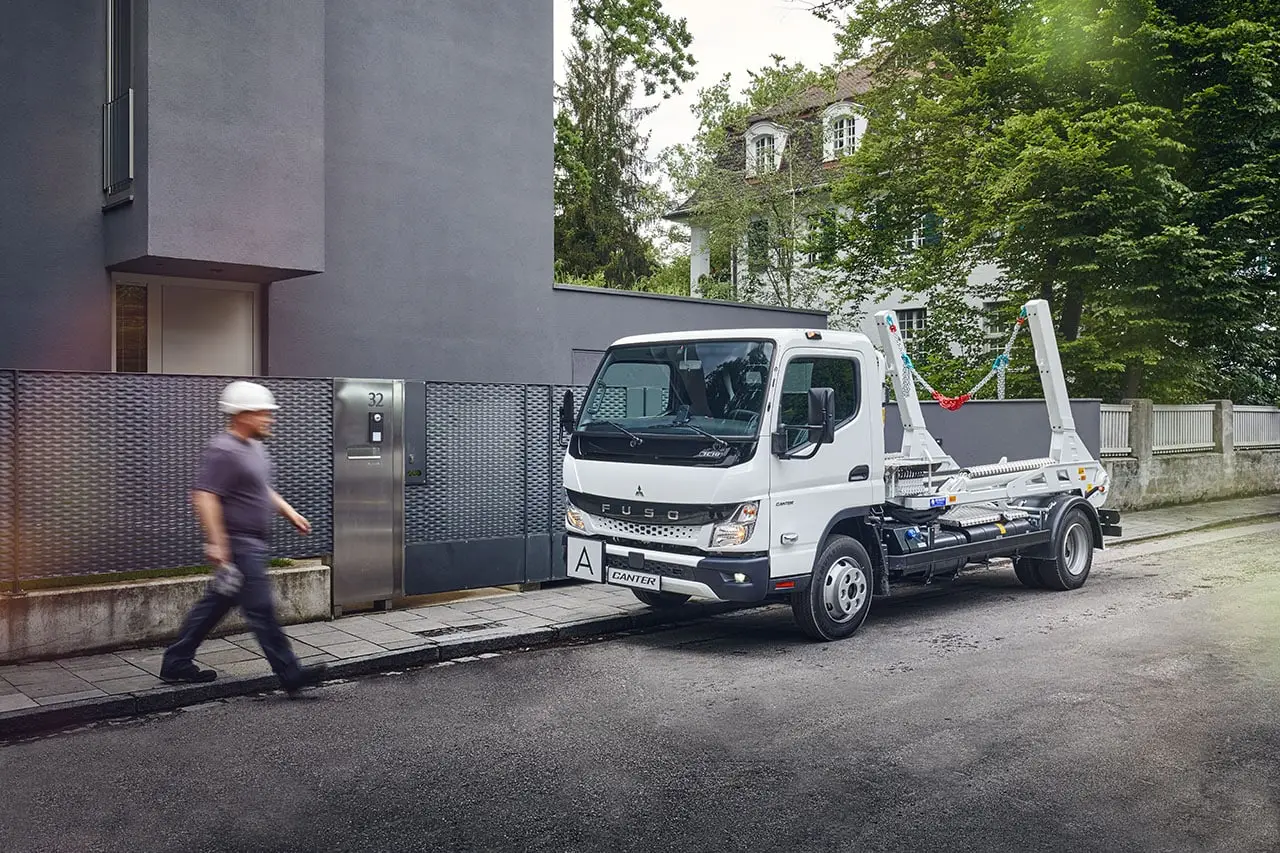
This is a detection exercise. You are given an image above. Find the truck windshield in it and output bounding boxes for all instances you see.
[578,340,775,444]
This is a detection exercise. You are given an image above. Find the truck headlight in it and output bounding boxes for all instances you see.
[566,506,586,531]
[711,502,759,548]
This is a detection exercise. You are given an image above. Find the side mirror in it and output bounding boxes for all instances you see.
[559,390,576,435]
[808,387,836,445]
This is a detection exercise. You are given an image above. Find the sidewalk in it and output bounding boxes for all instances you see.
[3,494,1277,738]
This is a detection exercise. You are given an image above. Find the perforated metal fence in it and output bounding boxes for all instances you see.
[0,372,587,588]
[1,371,332,582]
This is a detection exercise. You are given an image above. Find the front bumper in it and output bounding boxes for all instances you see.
[574,538,772,602]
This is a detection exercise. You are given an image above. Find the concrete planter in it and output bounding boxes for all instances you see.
[0,565,331,664]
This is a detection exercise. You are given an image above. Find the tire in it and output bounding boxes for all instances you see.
[791,535,874,641]
[1036,507,1095,591]
[631,589,691,608]
[1012,556,1046,589]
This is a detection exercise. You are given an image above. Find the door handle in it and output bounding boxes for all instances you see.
[849,465,869,482]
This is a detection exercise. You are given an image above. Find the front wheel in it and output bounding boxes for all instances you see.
[632,589,691,608]
[792,535,874,641]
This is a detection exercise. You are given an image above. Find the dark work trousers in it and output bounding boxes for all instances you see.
[163,535,302,682]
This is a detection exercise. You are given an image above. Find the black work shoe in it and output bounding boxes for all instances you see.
[281,663,328,697]
[160,663,217,684]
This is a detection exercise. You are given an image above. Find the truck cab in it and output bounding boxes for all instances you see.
[560,301,1118,641]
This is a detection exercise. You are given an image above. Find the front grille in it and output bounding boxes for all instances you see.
[590,514,703,545]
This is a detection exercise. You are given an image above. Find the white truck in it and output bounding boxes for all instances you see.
[557,299,1121,641]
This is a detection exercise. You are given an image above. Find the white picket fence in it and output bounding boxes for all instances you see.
[1234,405,1280,449]
[1099,402,1280,456]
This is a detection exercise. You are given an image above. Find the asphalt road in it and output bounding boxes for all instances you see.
[3,523,1280,853]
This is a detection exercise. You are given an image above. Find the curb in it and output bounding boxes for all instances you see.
[1107,508,1278,547]
[0,600,745,740]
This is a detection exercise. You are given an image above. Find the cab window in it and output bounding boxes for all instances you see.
[778,357,860,448]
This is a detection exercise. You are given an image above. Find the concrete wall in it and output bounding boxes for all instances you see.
[0,0,112,372]
[268,0,556,383]
[0,566,331,664]
[142,0,325,274]
[1104,451,1280,512]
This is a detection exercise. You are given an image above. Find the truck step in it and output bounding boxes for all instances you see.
[939,505,1030,529]
[961,457,1055,480]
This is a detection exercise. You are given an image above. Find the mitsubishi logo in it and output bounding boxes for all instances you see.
[635,486,645,497]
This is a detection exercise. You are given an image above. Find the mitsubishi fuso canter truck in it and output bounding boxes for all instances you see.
[556,299,1121,641]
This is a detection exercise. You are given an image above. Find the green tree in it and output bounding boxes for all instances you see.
[554,0,697,289]
[801,0,1280,403]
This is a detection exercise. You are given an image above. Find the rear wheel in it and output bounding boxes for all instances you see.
[1036,507,1095,591]
[792,535,874,641]
[631,589,691,608]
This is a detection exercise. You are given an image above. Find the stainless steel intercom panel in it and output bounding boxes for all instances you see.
[332,378,405,607]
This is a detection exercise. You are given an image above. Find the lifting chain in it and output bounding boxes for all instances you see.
[888,306,1027,410]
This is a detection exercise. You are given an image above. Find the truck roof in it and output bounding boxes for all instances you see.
[610,327,874,349]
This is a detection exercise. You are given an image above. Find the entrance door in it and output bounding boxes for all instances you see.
[158,285,256,375]
[768,347,881,578]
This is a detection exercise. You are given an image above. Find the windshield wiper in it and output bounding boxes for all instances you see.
[584,420,644,446]
[668,406,729,448]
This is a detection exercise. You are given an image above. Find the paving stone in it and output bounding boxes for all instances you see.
[73,665,148,684]
[196,647,262,666]
[284,622,342,638]
[306,631,376,649]
[216,659,274,678]
[94,675,164,695]
[502,615,555,631]
[15,675,95,699]
[0,694,39,713]
[366,611,425,625]
[388,618,449,634]
[60,654,130,672]
[33,689,107,706]
[0,680,19,696]
[321,640,386,660]
[0,663,65,683]
[115,652,167,676]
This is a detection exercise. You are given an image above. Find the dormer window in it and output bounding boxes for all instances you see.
[822,102,864,161]
[754,135,776,173]
[745,120,787,177]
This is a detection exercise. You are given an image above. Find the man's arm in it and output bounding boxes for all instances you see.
[271,489,311,534]
[192,489,229,565]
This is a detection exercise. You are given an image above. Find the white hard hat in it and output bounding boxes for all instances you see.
[218,380,279,414]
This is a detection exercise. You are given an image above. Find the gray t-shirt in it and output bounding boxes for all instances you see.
[194,432,274,542]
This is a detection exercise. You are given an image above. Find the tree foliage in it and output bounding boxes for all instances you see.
[555,0,697,290]
[802,0,1280,403]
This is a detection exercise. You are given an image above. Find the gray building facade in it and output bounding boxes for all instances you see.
[0,0,825,384]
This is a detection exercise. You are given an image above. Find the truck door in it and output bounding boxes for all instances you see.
[768,346,881,579]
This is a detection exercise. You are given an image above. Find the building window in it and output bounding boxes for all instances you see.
[823,103,862,161]
[897,308,926,343]
[983,300,1010,353]
[747,220,770,275]
[831,117,855,157]
[114,283,148,372]
[754,134,776,173]
[103,0,134,203]
[806,211,838,265]
[901,213,941,251]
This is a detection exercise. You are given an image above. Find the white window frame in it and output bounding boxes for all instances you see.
[745,120,787,177]
[110,273,261,375]
[896,307,927,343]
[822,102,867,161]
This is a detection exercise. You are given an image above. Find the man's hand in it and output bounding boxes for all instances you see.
[288,511,312,535]
[204,541,229,565]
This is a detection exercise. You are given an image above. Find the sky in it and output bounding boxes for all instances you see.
[553,0,840,162]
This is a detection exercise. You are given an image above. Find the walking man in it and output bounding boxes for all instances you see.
[160,380,327,696]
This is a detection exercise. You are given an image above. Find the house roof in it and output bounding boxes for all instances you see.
[745,64,878,123]
[665,59,885,221]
